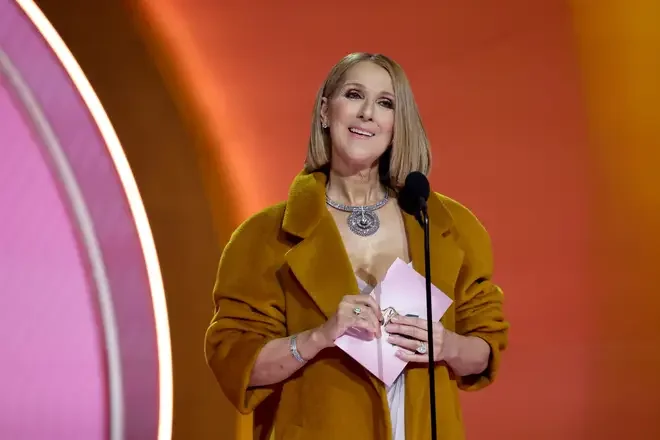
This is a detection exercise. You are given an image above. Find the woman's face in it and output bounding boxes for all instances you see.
[322,61,395,173]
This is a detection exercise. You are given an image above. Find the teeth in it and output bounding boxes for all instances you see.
[349,128,374,137]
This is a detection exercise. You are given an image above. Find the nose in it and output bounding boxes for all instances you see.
[357,100,374,121]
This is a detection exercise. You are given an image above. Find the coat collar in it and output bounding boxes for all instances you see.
[281,169,464,319]
[281,170,328,239]
[282,169,456,238]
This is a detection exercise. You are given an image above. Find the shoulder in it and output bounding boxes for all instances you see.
[223,201,287,255]
[232,201,287,237]
[434,193,488,234]
[431,192,493,260]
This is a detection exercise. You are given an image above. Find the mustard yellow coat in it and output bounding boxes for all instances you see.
[205,170,509,440]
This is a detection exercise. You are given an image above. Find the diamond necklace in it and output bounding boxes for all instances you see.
[325,192,389,237]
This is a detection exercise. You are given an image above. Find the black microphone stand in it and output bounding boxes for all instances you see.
[419,200,437,440]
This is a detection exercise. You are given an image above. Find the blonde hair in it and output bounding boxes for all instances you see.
[304,52,431,188]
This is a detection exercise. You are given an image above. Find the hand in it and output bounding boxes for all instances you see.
[385,315,449,363]
[315,295,383,349]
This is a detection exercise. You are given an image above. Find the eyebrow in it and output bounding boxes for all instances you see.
[343,81,394,98]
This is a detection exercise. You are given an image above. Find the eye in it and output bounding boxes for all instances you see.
[378,99,394,109]
[344,89,362,100]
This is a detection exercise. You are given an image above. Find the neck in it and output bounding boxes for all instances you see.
[326,165,386,206]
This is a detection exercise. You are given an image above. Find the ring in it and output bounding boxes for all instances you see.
[382,307,398,326]
[416,341,428,355]
[353,306,362,316]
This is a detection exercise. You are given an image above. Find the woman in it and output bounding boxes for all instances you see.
[205,52,509,440]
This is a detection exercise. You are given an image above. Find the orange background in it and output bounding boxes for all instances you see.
[37,0,660,439]
[136,0,660,438]
[138,2,594,438]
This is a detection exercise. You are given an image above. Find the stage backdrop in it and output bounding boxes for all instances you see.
[136,0,660,439]
[30,0,660,439]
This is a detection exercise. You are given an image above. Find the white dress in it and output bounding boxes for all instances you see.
[387,372,406,440]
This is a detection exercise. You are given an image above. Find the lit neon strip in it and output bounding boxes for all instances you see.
[13,2,174,440]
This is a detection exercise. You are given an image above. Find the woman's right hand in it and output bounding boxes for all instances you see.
[314,295,383,349]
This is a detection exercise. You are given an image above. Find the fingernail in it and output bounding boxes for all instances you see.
[390,317,398,323]
[387,336,394,343]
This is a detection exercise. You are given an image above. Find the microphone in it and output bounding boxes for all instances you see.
[397,171,437,440]
[398,171,431,221]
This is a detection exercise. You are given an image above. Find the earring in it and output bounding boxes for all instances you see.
[321,121,328,129]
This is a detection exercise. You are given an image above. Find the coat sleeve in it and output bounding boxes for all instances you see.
[449,201,509,391]
[204,210,287,414]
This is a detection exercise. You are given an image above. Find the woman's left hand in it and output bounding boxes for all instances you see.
[385,315,449,363]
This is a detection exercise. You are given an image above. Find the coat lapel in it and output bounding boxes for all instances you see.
[403,194,465,308]
[281,171,392,430]
[282,171,359,319]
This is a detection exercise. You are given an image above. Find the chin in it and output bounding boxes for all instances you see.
[335,146,387,172]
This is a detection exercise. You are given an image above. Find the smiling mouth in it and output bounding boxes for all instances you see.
[348,127,375,137]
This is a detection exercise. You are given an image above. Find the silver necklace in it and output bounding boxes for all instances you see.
[325,192,389,237]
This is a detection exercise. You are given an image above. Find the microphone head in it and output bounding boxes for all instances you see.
[398,171,430,215]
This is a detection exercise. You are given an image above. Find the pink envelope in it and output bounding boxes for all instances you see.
[335,258,453,387]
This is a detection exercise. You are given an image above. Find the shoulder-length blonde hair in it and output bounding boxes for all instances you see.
[304,52,431,189]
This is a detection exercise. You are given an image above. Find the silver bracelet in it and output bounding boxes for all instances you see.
[289,335,305,363]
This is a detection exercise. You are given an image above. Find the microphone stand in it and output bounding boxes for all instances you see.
[419,200,437,440]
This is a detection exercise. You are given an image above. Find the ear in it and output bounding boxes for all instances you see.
[320,97,329,126]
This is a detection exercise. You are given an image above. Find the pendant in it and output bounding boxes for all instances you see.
[347,210,380,236]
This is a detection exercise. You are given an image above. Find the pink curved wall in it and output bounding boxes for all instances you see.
[0,76,107,440]
[0,2,164,438]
